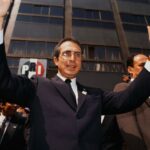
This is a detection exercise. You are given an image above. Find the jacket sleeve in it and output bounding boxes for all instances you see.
[101,69,150,114]
[0,43,36,107]
[114,82,147,150]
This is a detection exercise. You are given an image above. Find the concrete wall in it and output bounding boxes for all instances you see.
[118,1,150,15]
[78,71,122,91]
[22,0,64,6]
[73,27,119,46]
[13,22,63,42]
[72,0,111,11]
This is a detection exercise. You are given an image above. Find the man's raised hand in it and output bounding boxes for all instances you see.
[0,0,11,29]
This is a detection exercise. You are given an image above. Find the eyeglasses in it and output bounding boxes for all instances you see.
[60,50,82,59]
[139,62,146,67]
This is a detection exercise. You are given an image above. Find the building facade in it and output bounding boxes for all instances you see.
[4,0,150,90]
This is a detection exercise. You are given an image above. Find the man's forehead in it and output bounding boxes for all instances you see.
[61,40,79,45]
[60,41,81,50]
[134,54,148,62]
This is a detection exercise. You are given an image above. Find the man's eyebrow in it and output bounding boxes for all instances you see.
[139,62,146,66]
[62,50,81,52]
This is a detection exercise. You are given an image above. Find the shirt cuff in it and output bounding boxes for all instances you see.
[0,30,3,44]
[144,60,150,72]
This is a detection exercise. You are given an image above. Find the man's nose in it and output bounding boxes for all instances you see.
[70,53,76,60]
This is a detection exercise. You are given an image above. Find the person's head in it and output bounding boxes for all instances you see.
[127,53,148,79]
[53,37,82,79]
[3,102,18,117]
[122,74,130,83]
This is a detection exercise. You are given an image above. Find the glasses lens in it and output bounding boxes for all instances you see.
[61,50,81,59]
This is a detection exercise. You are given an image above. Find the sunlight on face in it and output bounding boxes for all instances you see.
[54,41,82,79]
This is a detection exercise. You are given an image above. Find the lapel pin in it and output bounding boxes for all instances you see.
[82,89,87,95]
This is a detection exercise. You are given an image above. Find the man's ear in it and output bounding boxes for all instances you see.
[53,57,58,66]
[127,66,133,77]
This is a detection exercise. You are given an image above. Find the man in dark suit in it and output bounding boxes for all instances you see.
[101,115,123,150]
[1,1,150,150]
[114,53,150,150]
[0,102,28,150]
[101,74,131,150]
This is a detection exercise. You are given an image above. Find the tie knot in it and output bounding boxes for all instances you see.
[65,79,71,84]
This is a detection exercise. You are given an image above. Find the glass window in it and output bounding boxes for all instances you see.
[130,48,150,56]
[17,15,32,22]
[49,18,64,25]
[85,9,99,19]
[82,62,96,71]
[27,41,45,55]
[73,19,85,27]
[109,63,124,72]
[41,6,49,15]
[81,45,88,59]
[129,48,142,54]
[86,21,100,28]
[88,46,95,59]
[8,40,27,55]
[73,19,115,29]
[9,40,58,57]
[98,22,115,29]
[123,24,147,32]
[47,60,56,68]
[81,45,122,61]
[46,43,56,57]
[94,63,104,72]
[50,6,64,16]
[94,46,106,60]
[7,57,19,67]
[93,11,100,19]
[121,13,146,24]
[100,11,114,21]
[87,46,106,60]
[7,57,19,74]
[73,8,99,19]
[85,10,93,19]
[19,3,33,13]
[32,5,41,14]
[106,47,121,61]
[73,8,87,18]
[118,0,149,3]
[32,16,49,23]
[82,61,123,72]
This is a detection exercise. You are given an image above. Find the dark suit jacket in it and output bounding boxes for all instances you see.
[114,82,150,150]
[101,115,123,150]
[0,113,27,150]
[0,43,150,150]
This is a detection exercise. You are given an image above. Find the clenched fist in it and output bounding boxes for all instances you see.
[0,0,11,29]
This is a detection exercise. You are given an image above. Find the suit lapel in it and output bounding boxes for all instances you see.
[51,76,89,112]
[77,83,87,111]
[51,76,77,111]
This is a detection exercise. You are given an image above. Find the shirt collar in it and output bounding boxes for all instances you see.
[57,72,77,85]
[130,78,134,82]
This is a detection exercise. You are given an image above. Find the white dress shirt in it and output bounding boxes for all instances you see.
[57,72,78,104]
[0,30,3,44]
[0,112,6,128]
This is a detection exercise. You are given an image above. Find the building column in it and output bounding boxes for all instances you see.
[110,0,129,69]
[4,0,21,53]
[64,0,72,38]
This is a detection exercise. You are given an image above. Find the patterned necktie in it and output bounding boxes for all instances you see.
[65,79,77,107]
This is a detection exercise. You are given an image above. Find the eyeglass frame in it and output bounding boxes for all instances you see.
[59,50,82,59]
